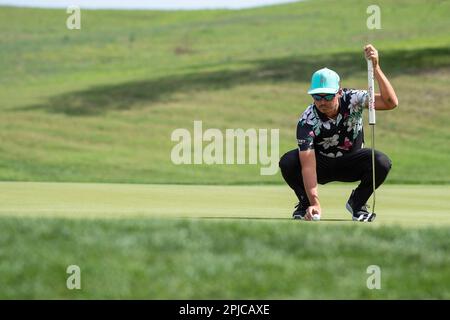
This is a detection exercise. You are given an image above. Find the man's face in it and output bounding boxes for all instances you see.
[312,90,342,115]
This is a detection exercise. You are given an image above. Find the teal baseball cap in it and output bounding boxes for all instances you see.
[307,68,340,94]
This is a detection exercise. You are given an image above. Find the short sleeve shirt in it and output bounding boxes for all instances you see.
[296,89,368,158]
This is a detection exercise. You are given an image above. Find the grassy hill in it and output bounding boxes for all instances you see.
[1,0,449,185]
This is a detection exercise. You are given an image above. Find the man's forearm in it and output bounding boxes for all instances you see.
[301,166,320,206]
[375,66,398,108]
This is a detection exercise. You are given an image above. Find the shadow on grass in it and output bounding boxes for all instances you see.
[199,216,292,220]
[21,46,450,116]
[198,216,350,222]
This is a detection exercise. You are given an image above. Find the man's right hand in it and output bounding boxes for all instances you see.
[304,205,321,221]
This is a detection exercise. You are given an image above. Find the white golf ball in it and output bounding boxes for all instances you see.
[312,214,321,221]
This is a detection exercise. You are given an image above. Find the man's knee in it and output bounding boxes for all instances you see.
[279,149,299,174]
[375,152,392,177]
[279,152,290,173]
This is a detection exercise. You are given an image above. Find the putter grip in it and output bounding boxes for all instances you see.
[367,59,376,125]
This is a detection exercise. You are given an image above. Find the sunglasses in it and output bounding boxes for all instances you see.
[311,93,336,101]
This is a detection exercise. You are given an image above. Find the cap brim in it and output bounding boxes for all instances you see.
[307,87,339,94]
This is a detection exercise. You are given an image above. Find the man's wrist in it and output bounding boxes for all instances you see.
[309,196,320,207]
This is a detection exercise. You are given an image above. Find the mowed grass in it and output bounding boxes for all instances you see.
[1,182,449,226]
[0,0,449,184]
[0,182,448,299]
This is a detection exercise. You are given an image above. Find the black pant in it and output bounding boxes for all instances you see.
[279,148,392,210]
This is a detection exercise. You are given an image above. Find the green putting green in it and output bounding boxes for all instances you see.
[1,182,448,227]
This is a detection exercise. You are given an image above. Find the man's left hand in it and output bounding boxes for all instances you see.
[364,44,379,68]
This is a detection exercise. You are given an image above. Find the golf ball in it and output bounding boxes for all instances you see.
[312,214,321,221]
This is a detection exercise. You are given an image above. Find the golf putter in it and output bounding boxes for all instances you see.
[367,58,376,215]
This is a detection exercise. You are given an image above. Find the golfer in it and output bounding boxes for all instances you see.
[279,44,398,222]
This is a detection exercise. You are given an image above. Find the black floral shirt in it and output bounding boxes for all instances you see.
[297,89,368,158]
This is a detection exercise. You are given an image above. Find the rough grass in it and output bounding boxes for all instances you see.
[0,216,448,299]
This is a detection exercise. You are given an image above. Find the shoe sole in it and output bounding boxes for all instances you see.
[346,202,376,222]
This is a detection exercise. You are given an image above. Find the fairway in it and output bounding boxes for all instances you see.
[0,182,449,227]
